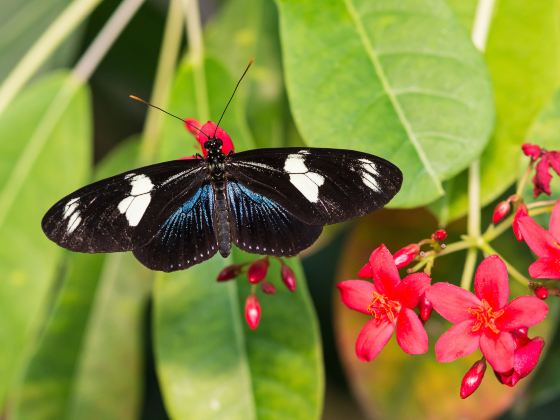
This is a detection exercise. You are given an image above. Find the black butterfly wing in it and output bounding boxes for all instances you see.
[226,148,402,226]
[133,183,219,271]
[226,180,322,256]
[41,159,207,253]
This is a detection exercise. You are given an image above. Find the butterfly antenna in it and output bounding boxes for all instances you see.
[128,95,209,139]
[213,58,254,137]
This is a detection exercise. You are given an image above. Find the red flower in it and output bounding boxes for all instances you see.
[426,255,548,373]
[460,358,487,399]
[492,200,511,225]
[245,294,261,329]
[518,200,560,279]
[184,118,234,157]
[337,245,431,362]
[521,143,560,197]
[432,229,447,242]
[247,258,269,284]
[495,328,545,387]
[281,264,297,292]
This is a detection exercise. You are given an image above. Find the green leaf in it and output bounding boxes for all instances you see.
[13,138,152,420]
[154,56,324,419]
[431,0,560,224]
[276,0,494,207]
[0,0,81,82]
[0,72,90,407]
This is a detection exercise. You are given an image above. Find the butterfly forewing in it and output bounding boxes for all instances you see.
[41,159,206,252]
[227,180,322,256]
[227,148,402,226]
[133,183,219,271]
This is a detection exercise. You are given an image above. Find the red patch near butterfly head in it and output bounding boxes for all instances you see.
[184,118,234,157]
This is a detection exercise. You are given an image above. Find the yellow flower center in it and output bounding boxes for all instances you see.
[367,290,401,324]
[467,299,504,334]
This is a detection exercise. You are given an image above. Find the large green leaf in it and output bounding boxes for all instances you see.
[276,0,494,207]
[12,138,152,420]
[154,57,324,419]
[431,0,560,224]
[0,72,91,407]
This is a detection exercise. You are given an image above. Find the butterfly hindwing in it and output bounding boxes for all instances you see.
[227,148,402,226]
[227,180,322,256]
[41,159,206,252]
[133,183,219,271]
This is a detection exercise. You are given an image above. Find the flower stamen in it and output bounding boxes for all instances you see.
[367,291,401,323]
[468,299,504,334]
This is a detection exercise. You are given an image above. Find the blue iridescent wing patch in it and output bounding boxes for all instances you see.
[227,181,322,256]
[133,184,218,271]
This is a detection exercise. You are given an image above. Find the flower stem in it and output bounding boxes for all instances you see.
[0,0,103,114]
[73,0,146,83]
[182,0,209,121]
[138,0,184,163]
[515,160,534,196]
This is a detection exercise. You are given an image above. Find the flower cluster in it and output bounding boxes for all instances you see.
[338,244,549,398]
[522,143,560,197]
[217,257,297,329]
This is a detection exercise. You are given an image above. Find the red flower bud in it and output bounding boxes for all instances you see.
[522,143,542,160]
[393,244,420,269]
[419,294,433,322]
[534,286,548,300]
[281,264,297,292]
[261,281,277,295]
[460,359,487,399]
[492,201,511,224]
[247,259,269,284]
[245,295,261,330]
[358,262,373,278]
[217,264,242,282]
[431,229,447,242]
[512,203,528,241]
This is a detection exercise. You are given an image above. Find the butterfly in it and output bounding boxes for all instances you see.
[42,64,402,272]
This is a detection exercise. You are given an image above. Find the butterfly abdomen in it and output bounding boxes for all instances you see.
[213,181,231,257]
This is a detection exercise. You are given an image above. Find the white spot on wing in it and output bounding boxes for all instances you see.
[360,160,379,177]
[284,154,324,203]
[362,172,380,192]
[118,174,153,226]
[67,212,81,233]
[63,198,79,219]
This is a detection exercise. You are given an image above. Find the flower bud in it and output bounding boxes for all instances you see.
[419,294,433,322]
[261,282,277,295]
[393,244,420,269]
[431,229,447,242]
[247,259,269,284]
[522,143,542,160]
[245,295,261,330]
[534,286,548,300]
[281,264,297,292]
[358,262,373,278]
[460,359,487,399]
[492,201,511,225]
[217,264,242,282]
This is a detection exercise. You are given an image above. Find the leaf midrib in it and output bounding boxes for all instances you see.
[342,0,444,194]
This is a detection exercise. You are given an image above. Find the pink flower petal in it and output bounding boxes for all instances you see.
[496,296,549,330]
[514,337,544,378]
[394,273,431,308]
[426,283,481,324]
[474,255,509,309]
[396,308,428,355]
[355,319,394,362]
[518,216,560,258]
[548,200,560,242]
[434,320,480,362]
[369,244,400,297]
[358,262,373,278]
[512,204,528,241]
[533,155,552,197]
[480,331,514,373]
[337,280,376,315]
[529,257,560,279]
